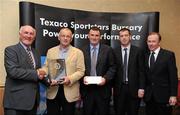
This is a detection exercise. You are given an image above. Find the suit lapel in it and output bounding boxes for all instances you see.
[147,48,163,71]
[145,52,150,69]
[31,48,39,69]
[87,46,91,72]
[151,49,163,70]
[65,46,72,64]
[96,44,103,66]
[18,43,27,60]
[128,45,134,70]
[118,46,123,68]
[18,43,35,69]
[85,46,91,75]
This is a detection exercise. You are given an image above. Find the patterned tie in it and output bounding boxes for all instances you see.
[26,47,35,68]
[123,48,128,82]
[150,51,155,68]
[90,47,97,76]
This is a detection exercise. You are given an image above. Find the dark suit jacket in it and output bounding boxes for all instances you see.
[3,43,41,110]
[80,44,116,99]
[144,48,178,103]
[113,45,145,98]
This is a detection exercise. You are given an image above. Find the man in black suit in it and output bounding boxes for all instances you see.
[3,25,47,115]
[113,28,145,115]
[80,26,116,115]
[144,32,178,115]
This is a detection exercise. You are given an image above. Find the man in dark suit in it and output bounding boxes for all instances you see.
[80,26,116,115]
[3,25,47,115]
[144,32,178,115]
[113,28,145,115]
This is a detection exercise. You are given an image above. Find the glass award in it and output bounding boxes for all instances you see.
[47,58,66,83]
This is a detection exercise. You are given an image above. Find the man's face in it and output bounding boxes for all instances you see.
[58,29,72,48]
[19,26,36,47]
[147,34,160,51]
[88,29,101,46]
[119,30,131,47]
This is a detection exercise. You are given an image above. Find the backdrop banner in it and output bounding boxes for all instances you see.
[19,1,159,115]
[20,2,159,54]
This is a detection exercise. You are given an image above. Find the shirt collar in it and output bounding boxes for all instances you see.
[121,44,131,51]
[151,47,160,55]
[90,43,100,50]
[20,42,31,51]
[59,45,70,52]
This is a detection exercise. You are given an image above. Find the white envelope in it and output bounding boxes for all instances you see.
[85,76,102,84]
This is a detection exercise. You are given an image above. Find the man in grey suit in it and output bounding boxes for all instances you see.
[3,25,47,115]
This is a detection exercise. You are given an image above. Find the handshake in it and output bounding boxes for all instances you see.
[37,69,50,86]
[36,69,69,86]
[37,68,47,80]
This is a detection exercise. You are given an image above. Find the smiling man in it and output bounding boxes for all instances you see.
[113,28,145,115]
[144,32,178,115]
[3,25,46,115]
[80,26,116,115]
[42,27,85,115]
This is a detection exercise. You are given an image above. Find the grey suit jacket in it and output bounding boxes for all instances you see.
[3,43,41,110]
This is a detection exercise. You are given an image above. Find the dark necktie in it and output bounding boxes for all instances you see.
[123,48,128,82]
[26,47,35,68]
[91,47,97,76]
[150,51,155,68]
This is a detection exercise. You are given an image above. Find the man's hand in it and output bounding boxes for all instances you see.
[98,77,106,86]
[50,79,59,86]
[169,96,177,106]
[37,69,46,80]
[138,89,144,98]
[61,76,70,85]
[83,76,89,85]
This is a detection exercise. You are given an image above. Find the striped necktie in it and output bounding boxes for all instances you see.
[26,47,35,68]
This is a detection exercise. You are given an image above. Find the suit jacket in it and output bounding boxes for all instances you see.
[144,48,178,103]
[3,43,41,110]
[80,44,116,99]
[42,45,85,102]
[113,45,145,98]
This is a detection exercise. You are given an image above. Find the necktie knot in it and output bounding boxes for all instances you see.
[151,51,155,55]
[93,47,96,51]
[27,47,31,51]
